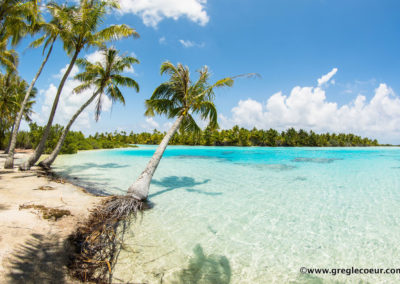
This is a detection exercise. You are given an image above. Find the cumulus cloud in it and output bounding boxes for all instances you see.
[86,50,105,64]
[141,117,160,131]
[159,36,166,44]
[119,0,209,28]
[35,52,115,130]
[222,70,400,143]
[317,68,338,86]
[53,64,79,79]
[179,39,205,48]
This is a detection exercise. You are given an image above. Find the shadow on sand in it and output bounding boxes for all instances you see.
[6,233,71,283]
[0,203,10,210]
[56,162,130,175]
[149,176,221,199]
[172,244,231,284]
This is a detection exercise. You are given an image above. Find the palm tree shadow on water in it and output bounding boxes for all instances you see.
[171,244,231,284]
[149,176,221,199]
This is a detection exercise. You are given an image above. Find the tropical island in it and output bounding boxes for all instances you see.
[1,0,399,283]
[1,123,380,155]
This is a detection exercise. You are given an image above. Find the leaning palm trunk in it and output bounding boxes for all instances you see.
[4,119,16,154]
[39,91,99,168]
[4,40,55,169]
[19,49,80,171]
[127,115,184,200]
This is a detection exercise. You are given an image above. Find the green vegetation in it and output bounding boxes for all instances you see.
[2,123,379,154]
[128,126,379,147]
[4,122,134,154]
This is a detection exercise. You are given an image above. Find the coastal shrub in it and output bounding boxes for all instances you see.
[61,142,78,154]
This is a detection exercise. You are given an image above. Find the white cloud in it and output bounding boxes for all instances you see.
[119,0,209,28]
[179,39,205,48]
[141,117,160,131]
[159,36,166,44]
[163,121,173,130]
[53,64,79,79]
[222,70,400,143]
[317,67,338,86]
[86,50,104,64]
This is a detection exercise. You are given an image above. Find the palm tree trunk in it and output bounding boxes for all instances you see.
[4,119,16,154]
[127,115,184,200]
[19,48,80,171]
[4,40,55,169]
[39,90,99,168]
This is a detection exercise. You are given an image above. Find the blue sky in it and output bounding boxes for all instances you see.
[15,0,400,143]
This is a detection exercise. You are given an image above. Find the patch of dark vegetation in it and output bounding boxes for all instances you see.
[293,176,307,181]
[172,155,229,162]
[185,188,223,196]
[35,185,55,191]
[236,163,297,171]
[19,204,71,221]
[67,195,148,283]
[292,157,342,164]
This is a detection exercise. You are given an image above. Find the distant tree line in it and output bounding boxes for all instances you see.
[131,126,379,147]
[2,123,380,154]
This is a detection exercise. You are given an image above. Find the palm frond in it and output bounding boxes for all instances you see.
[111,74,139,92]
[95,24,138,42]
[180,114,201,135]
[73,82,92,94]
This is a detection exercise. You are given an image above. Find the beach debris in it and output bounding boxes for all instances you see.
[19,204,71,221]
[68,195,147,283]
[53,178,66,184]
[36,185,55,191]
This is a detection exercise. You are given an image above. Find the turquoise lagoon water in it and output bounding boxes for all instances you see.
[54,146,400,283]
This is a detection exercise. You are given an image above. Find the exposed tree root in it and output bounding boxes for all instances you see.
[67,195,148,283]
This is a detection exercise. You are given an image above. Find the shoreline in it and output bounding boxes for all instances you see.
[0,151,104,283]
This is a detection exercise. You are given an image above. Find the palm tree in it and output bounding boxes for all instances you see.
[0,39,18,71]
[4,76,37,152]
[0,72,36,149]
[4,4,67,168]
[20,0,139,170]
[39,47,139,168]
[127,62,243,200]
[0,0,38,71]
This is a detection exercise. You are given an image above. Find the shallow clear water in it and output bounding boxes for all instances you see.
[54,146,400,283]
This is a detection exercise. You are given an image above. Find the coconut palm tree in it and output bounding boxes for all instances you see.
[20,0,139,170]
[0,72,36,149]
[127,62,242,200]
[4,5,69,168]
[39,47,139,168]
[0,0,39,71]
[0,39,18,71]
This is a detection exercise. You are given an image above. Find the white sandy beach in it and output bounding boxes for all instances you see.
[0,151,103,283]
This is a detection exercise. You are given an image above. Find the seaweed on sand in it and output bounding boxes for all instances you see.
[67,195,147,283]
[19,204,71,221]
